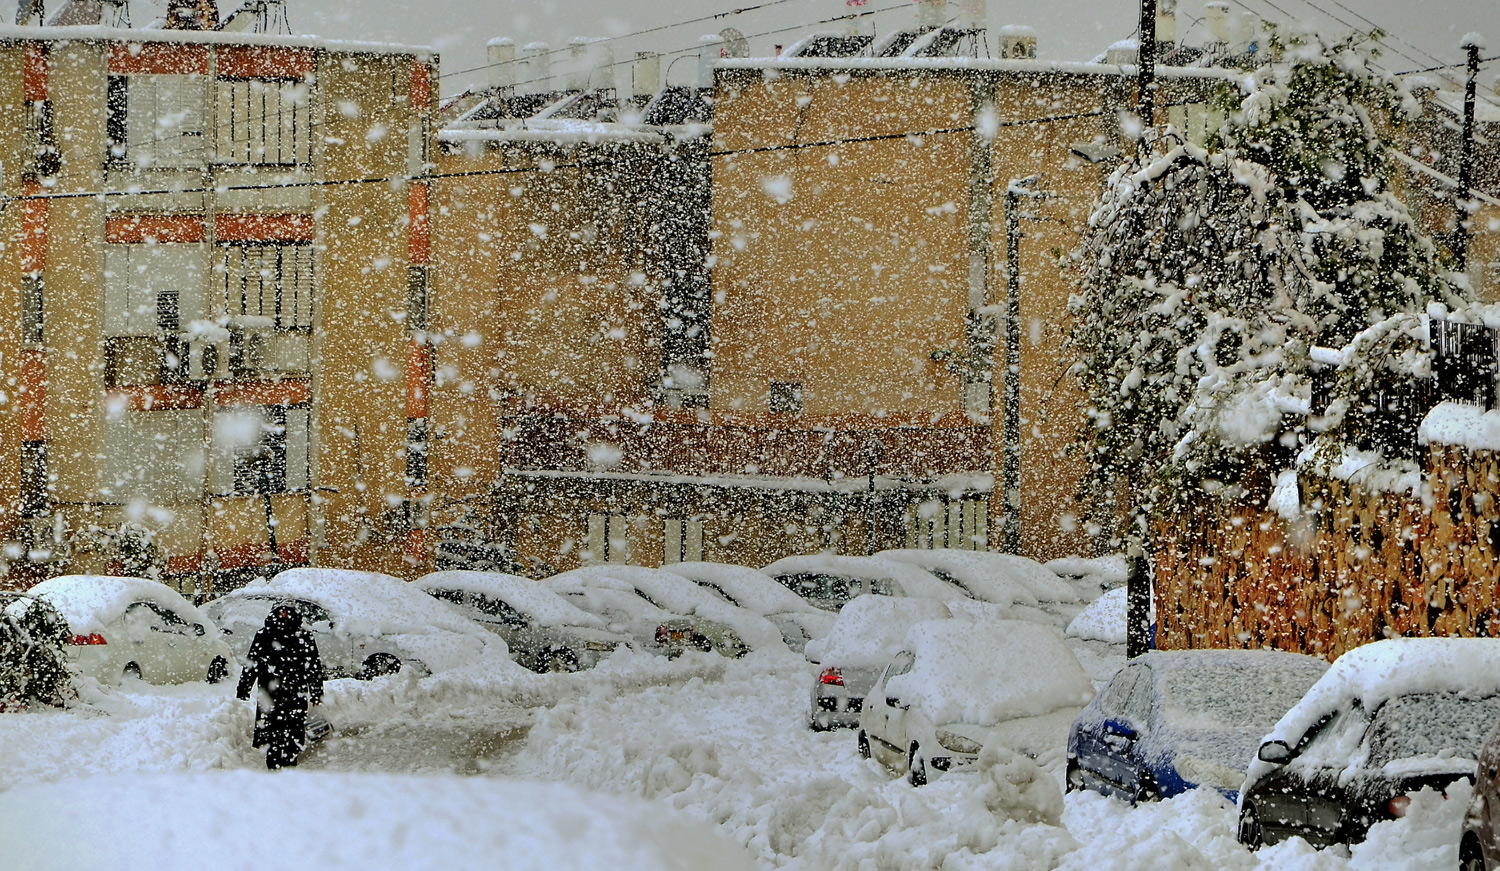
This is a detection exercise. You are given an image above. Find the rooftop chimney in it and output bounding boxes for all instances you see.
[632,51,661,100]
[1155,0,1177,47]
[915,0,948,29]
[521,41,551,95]
[1203,2,1231,44]
[957,0,986,31]
[487,38,517,91]
[698,34,725,90]
[166,0,217,29]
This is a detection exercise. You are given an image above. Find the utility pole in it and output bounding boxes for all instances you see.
[1002,177,1042,554]
[1456,35,1483,272]
[1127,0,1160,658]
[1136,0,1159,137]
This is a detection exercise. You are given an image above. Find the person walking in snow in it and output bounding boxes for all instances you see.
[236,601,325,770]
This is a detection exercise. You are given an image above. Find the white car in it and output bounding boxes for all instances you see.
[661,562,835,653]
[761,554,970,611]
[859,618,1095,784]
[805,595,953,731]
[28,575,234,686]
[204,568,513,679]
[562,566,784,653]
[878,549,1086,627]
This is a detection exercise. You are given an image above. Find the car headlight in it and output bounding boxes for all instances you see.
[934,728,984,756]
[1174,755,1245,792]
[584,641,615,652]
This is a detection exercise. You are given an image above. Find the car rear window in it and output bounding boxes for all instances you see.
[1365,692,1500,767]
[1160,664,1324,732]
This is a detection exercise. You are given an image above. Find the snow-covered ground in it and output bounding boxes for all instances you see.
[0,643,1469,870]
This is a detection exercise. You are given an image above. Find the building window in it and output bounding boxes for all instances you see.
[905,496,988,551]
[101,409,205,503]
[20,440,47,516]
[769,380,804,415]
[586,514,631,564]
[105,243,207,337]
[23,100,59,177]
[106,75,208,169]
[407,266,429,331]
[213,243,314,331]
[215,79,312,166]
[662,518,704,564]
[405,418,428,488]
[21,274,43,345]
[213,406,309,496]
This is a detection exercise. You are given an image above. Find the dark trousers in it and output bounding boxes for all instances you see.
[254,699,309,770]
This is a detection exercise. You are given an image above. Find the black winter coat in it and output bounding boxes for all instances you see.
[236,611,325,707]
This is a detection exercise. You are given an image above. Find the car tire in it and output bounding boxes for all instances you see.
[121,662,142,683]
[1461,835,1487,871]
[1238,801,1265,851]
[857,730,871,759]
[359,653,401,680]
[1065,760,1084,793]
[206,656,229,684]
[1134,773,1160,804]
[908,744,928,787]
[539,648,579,673]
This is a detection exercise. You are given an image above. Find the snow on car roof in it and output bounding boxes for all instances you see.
[229,568,491,639]
[760,554,967,601]
[1247,638,1500,784]
[878,549,1082,606]
[804,594,953,667]
[886,619,1095,726]
[553,566,782,649]
[1065,587,1158,644]
[414,571,606,629]
[661,562,823,616]
[0,771,758,871]
[27,575,215,636]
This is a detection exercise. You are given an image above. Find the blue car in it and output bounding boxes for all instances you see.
[1066,650,1328,803]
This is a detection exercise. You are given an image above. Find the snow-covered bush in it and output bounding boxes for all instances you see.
[0,595,73,709]
[1070,28,1467,538]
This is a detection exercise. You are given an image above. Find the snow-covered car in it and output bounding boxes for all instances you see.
[761,554,969,612]
[804,595,954,731]
[549,566,783,655]
[1066,650,1328,803]
[0,773,759,871]
[204,568,513,679]
[1238,637,1500,849]
[661,561,835,653]
[28,575,234,686]
[860,618,1095,784]
[415,570,631,672]
[878,549,1086,628]
[544,570,725,657]
[1462,719,1500,871]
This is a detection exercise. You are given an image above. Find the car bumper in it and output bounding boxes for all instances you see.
[810,690,863,730]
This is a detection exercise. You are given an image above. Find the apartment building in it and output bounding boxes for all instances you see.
[0,26,436,595]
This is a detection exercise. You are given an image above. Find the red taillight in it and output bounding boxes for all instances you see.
[1386,794,1411,818]
[69,633,106,646]
[820,667,844,686]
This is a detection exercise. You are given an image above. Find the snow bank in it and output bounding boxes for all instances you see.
[804,594,952,667]
[1419,401,1500,453]
[887,620,1095,726]
[29,575,218,637]
[1247,637,1500,786]
[415,570,606,629]
[0,771,757,871]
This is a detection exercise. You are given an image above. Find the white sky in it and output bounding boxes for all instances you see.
[16,0,1500,96]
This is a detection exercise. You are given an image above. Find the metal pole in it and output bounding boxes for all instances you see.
[261,467,280,569]
[1456,38,1481,271]
[1136,0,1158,136]
[1126,547,1151,658]
[1002,183,1024,554]
[865,437,879,556]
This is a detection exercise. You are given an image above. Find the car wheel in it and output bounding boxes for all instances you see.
[120,662,142,683]
[1065,760,1084,793]
[1238,801,1265,851]
[1462,835,1487,871]
[908,744,928,787]
[540,648,579,673]
[857,730,871,759]
[206,656,229,684]
[359,653,401,680]
[1134,773,1160,804]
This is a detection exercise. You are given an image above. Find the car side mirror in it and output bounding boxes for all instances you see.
[1258,740,1293,765]
[886,696,906,709]
[193,623,206,637]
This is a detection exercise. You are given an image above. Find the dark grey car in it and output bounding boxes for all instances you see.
[416,571,631,672]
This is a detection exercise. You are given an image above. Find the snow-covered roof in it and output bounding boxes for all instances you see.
[0,23,433,57]
[0,772,758,871]
[1419,401,1500,453]
[1064,586,1157,644]
[414,570,606,629]
[761,554,967,601]
[804,594,951,667]
[28,575,215,636]
[1247,637,1500,786]
[659,562,823,617]
[716,55,1239,82]
[228,568,491,639]
[1045,554,1128,587]
[886,619,1094,726]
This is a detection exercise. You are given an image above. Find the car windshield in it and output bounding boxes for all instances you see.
[1159,665,1322,732]
[1365,693,1500,767]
